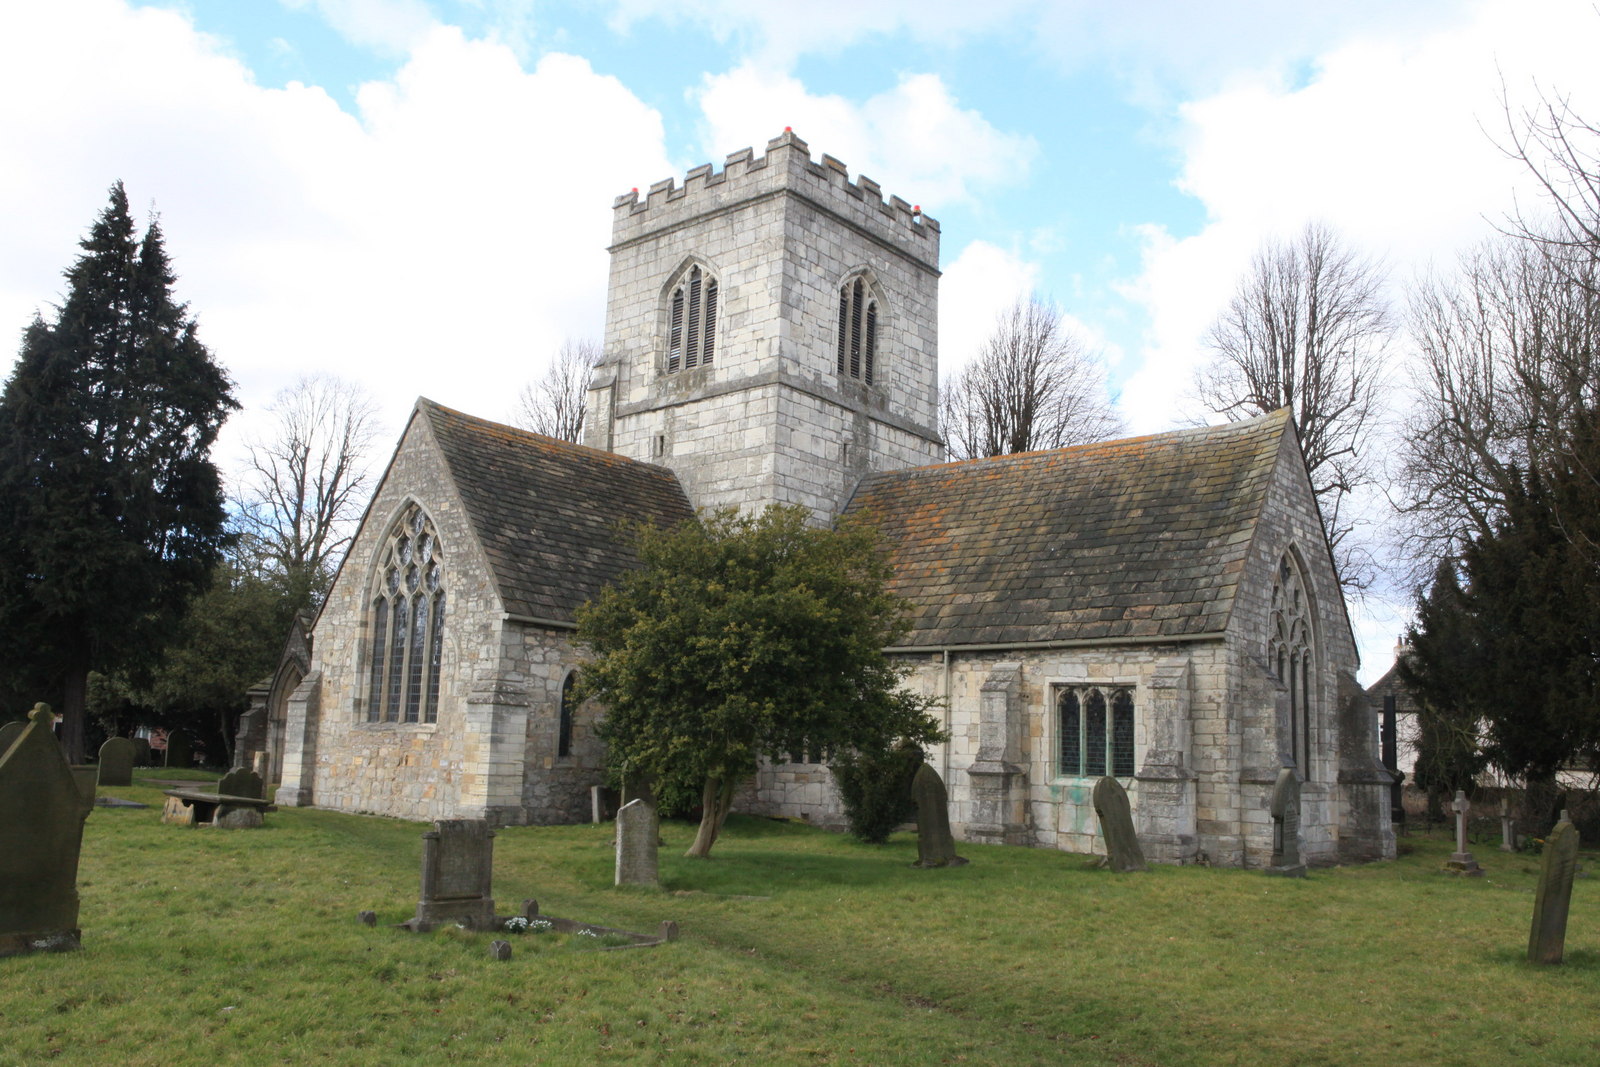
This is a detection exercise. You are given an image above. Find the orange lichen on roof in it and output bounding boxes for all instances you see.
[844,411,1289,647]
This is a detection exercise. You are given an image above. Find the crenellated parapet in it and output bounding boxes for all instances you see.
[610,129,939,269]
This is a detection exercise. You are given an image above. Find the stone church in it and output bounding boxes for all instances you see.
[255,130,1395,868]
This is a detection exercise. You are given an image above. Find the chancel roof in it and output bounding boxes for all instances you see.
[418,399,695,624]
[843,410,1293,648]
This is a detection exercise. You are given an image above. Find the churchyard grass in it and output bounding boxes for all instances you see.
[5,772,1598,1066]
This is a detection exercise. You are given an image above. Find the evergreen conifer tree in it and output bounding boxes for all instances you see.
[0,182,236,761]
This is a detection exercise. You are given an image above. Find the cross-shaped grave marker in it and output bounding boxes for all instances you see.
[1446,789,1484,876]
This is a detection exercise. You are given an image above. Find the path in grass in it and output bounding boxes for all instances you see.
[4,773,1598,1065]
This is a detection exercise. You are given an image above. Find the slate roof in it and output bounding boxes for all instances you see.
[418,400,695,624]
[844,410,1292,647]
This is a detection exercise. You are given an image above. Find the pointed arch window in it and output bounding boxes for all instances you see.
[366,503,445,724]
[1269,555,1315,775]
[836,276,878,384]
[1056,685,1136,778]
[666,265,718,372]
[557,672,576,758]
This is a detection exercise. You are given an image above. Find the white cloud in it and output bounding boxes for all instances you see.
[0,2,672,476]
[279,0,439,56]
[606,0,1035,68]
[937,240,1039,379]
[695,65,1036,210]
[1116,0,1600,437]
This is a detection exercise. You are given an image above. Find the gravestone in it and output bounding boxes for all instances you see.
[1500,797,1518,853]
[1092,776,1148,873]
[165,729,193,769]
[0,719,24,757]
[489,939,512,961]
[614,798,659,887]
[1528,812,1580,965]
[131,737,152,767]
[1444,790,1483,875]
[97,737,135,787]
[408,819,497,931]
[1264,768,1307,878]
[161,796,198,826]
[218,767,264,800]
[911,764,967,868]
[0,704,89,956]
[70,766,97,819]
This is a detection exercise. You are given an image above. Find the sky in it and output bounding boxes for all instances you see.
[3,0,1599,682]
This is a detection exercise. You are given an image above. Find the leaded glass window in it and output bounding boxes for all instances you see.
[836,276,878,384]
[666,265,718,372]
[1269,554,1315,775]
[1056,685,1136,778]
[366,504,445,724]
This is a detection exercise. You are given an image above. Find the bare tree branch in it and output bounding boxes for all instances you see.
[1395,235,1600,577]
[513,339,602,443]
[1195,223,1390,592]
[234,375,380,601]
[940,296,1123,461]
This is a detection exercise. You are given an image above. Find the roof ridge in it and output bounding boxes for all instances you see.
[414,396,674,472]
[869,408,1289,481]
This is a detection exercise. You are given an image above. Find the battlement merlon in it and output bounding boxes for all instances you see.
[609,130,940,272]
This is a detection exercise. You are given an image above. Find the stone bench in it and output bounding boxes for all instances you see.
[162,790,276,828]
[162,771,275,829]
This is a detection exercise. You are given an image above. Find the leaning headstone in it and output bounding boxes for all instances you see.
[488,939,512,961]
[1092,776,1148,873]
[0,719,25,758]
[97,737,135,787]
[0,704,90,956]
[615,798,660,887]
[1264,768,1307,878]
[165,729,192,769]
[1445,790,1483,875]
[1500,797,1518,853]
[161,795,197,827]
[911,764,967,868]
[1528,812,1581,965]
[407,819,497,932]
[131,737,152,767]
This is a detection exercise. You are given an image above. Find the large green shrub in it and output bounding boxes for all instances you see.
[831,741,924,844]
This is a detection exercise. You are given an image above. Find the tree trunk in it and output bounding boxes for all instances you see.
[218,707,236,768]
[684,777,738,858]
[60,659,89,764]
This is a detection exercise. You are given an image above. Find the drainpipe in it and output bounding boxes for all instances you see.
[941,649,952,786]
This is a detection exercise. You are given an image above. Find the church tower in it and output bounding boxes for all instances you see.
[584,130,943,520]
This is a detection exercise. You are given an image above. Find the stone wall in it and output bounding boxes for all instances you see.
[587,130,943,521]
[746,436,1392,868]
[279,414,518,823]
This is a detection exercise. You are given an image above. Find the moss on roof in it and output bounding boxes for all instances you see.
[418,400,695,624]
[844,411,1291,647]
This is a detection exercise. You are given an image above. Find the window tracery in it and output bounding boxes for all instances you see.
[366,503,445,724]
[1056,686,1135,778]
[1269,554,1314,774]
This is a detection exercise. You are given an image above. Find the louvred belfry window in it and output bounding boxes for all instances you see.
[836,277,878,384]
[667,266,718,372]
[366,503,445,724]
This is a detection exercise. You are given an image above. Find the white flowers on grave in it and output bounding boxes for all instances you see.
[503,916,552,934]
